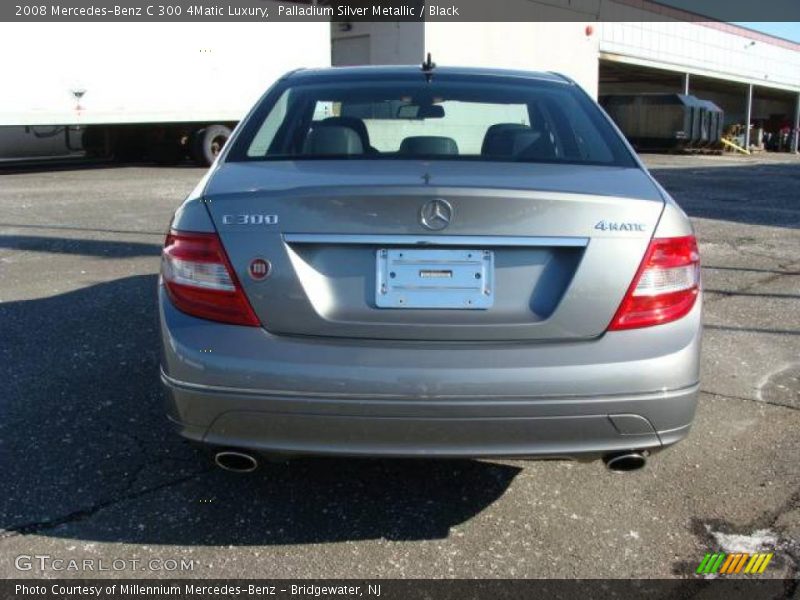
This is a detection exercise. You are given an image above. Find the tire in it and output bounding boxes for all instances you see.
[192,124,231,166]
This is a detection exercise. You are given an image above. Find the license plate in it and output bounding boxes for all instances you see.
[375,248,494,309]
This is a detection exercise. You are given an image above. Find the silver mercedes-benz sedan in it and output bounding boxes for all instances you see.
[159,65,701,473]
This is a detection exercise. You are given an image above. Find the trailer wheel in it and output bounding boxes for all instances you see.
[193,125,231,166]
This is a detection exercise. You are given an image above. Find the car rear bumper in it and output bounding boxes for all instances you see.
[159,286,701,459]
[163,370,696,458]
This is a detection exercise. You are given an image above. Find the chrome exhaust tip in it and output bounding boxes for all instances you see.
[214,450,259,473]
[603,452,647,473]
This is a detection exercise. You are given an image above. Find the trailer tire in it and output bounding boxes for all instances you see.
[193,124,231,166]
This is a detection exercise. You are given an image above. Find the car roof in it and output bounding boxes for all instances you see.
[283,65,573,86]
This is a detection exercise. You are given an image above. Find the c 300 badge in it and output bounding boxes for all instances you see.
[221,214,278,225]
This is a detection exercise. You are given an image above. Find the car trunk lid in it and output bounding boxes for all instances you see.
[203,160,664,341]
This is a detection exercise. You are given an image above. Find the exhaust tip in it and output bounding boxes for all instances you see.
[604,452,647,473]
[214,450,258,473]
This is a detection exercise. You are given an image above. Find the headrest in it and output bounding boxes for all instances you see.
[303,125,364,156]
[321,117,371,150]
[399,136,459,156]
[481,123,534,157]
[516,130,557,160]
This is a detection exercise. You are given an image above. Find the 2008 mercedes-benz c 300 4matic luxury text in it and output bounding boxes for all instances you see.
[159,64,701,473]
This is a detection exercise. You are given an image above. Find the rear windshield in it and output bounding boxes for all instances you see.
[227,76,636,167]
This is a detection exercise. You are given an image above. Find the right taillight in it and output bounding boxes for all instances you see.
[608,235,700,331]
[161,229,260,327]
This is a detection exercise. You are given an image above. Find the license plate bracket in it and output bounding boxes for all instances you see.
[375,248,494,309]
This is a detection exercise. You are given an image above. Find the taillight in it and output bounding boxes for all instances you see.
[608,235,700,331]
[161,229,260,326]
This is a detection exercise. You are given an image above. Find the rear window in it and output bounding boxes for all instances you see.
[228,76,636,167]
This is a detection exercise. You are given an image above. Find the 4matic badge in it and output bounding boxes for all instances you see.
[594,220,646,232]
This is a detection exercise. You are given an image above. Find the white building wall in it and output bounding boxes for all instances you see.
[331,22,424,65]
[331,19,800,99]
[600,22,800,91]
[424,22,600,97]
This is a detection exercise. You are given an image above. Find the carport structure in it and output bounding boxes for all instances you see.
[599,60,800,151]
[598,22,800,152]
[329,10,800,153]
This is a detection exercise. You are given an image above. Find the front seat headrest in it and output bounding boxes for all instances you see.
[303,125,364,156]
[481,123,532,157]
[321,117,371,151]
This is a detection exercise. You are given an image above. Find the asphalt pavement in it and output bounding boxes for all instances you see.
[0,154,798,582]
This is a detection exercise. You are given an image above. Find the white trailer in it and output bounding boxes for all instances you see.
[0,17,330,164]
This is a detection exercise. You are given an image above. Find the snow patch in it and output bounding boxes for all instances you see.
[708,526,777,554]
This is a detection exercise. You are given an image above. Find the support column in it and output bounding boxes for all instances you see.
[792,92,800,153]
[744,84,753,151]
[683,73,690,95]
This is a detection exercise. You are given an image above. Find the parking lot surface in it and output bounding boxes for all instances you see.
[0,154,798,581]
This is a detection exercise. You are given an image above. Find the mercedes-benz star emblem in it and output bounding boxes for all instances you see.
[419,198,453,231]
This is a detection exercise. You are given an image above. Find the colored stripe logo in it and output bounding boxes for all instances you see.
[696,552,773,574]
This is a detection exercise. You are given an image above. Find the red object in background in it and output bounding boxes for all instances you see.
[585,25,594,37]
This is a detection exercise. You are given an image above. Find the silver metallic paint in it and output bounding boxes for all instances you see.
[160,67,702,459]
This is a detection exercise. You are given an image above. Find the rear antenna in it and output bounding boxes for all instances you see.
[421,52,436,82]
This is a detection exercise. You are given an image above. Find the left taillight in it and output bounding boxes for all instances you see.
[608,235,700,331]
[161,229,260,326]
